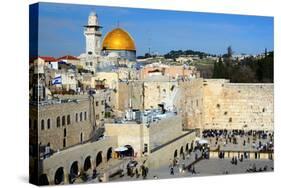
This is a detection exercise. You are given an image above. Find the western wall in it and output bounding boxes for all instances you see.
[201,79,273,131]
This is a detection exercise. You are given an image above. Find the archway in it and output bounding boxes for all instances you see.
[70,161,79,182]
[96,151,103,167]
[185,143,189,152]
[54,167,64,185]
[180,146,184,156]
[124,145,134,157]
[39,174,49,185]
[191,141,194,151]
[174,149,178,158]
[107,147,113,161]
[84,156,92,172]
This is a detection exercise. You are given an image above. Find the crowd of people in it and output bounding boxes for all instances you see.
[202,129,274,152]
[126,160,149,179]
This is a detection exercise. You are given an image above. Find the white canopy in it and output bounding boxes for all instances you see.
[198,139,209,145]
[114,146,128,152]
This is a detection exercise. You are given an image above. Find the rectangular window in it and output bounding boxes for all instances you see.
[84,112,87,121]
[96,101,99,106]
[63,138,66,148]
[47,119,51,129]
[80,112,83,121]
[75,113,78,122]
[41,120,44,130]
[64,128,66,137]
[57,117,60,128]
[80,132,83,143]
[67,115,71,125]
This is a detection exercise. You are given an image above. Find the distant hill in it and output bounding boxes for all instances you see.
[163,50,216,59]
[137,50,216,59]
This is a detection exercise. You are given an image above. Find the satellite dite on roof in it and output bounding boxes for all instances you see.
[29,1,274,186]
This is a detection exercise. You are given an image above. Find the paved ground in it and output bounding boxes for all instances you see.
[110,158,273,182]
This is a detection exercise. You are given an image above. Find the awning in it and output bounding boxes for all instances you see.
[198,139,209,145]
[114,146,128,152]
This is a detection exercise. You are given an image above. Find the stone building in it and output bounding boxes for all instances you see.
[139,63,199,80]
[29,96,96,153]
[79,12,137,74]
[104,109,196,168]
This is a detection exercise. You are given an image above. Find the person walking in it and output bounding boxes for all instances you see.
[170,167,174,175]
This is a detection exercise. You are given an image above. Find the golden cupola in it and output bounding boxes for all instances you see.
[102,28,136,51]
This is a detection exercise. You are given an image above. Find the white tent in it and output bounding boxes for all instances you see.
[114,146,128,152]
[198,139,209,145]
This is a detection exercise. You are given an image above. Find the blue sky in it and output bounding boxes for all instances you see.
[34,2,274,57]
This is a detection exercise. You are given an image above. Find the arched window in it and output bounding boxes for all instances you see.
[80,112,83,121]
[67,115,71,125]
[47,119,51,129]
[62,116,65,126]
[75,113,78,122]
[41,120,45,130]
[56,117,60,128]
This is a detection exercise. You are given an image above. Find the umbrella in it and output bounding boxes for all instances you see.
[114,146,128,152]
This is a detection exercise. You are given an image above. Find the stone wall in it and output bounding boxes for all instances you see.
[179,78,204,129]
[202,79,273,131]
[117,78,179,111]
[147,130,196,169]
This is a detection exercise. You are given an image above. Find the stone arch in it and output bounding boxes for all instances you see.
[84,156,92,172]
[191,141,194,151]
[54,167,64,185]
[69,161,80,183]
[124,145,134,157]
[107,147,113,161]
[174,149,178,158]
[39,174,49,185]
[180,146,184,156]
[96,151,103,167]
[185,143,189,152]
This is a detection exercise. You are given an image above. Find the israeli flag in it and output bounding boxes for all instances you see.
[52,76,62,85]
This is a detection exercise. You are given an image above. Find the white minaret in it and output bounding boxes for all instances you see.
[84,12,102,56]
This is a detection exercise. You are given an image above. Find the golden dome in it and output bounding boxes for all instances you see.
[102,28,136,51]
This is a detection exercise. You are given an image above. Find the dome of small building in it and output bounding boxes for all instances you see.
[102,28,136,51]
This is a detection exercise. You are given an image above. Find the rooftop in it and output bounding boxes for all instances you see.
[113,108,177,126]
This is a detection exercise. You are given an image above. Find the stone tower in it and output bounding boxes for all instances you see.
[84,12,102,56]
